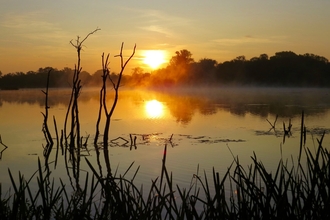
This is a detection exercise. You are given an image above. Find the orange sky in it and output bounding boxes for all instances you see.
[1,0,330,75]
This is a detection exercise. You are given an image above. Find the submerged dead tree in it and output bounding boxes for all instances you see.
[94,43,136,175]
[41,70,53,147]
[41,70,54,170]
[65,28,100,146]
[94,43,136,147]
[266,114,278,131]
[94,53,110,145]
[63,28,100,190]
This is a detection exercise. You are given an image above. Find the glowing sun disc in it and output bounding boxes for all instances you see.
[145,100,163,118]
[143,50,166,69]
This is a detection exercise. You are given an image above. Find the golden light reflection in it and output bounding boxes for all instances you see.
[145,99,164,118]
[142,50,166,69]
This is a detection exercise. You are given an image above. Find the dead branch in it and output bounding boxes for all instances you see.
[65,27,101,145]
[266,114,278,129]
[70,28,101,52]
[41,69,54,146]
[111,137,129,145]
[0,135,8,149]
[64,28,100,190]
[95,43,136,148]
[94,53,110,145]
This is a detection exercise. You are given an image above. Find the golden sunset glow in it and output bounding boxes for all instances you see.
[145,100,164,118]
[143,50,166,69]
[1,1,329,74]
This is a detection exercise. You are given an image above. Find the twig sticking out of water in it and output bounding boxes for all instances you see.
[41,69,54,172]
[303,125,307,146]
[94,43,136,147]
[98,43,136,149]
[111,137,129,146]
[299,110,304,163]
[282,118,293,144]
[64,28,100,191]
[92,43,135,177]
[0,135,8,149]
[266,114,278,130]
[41,70,54,147]
[283,118,292,134]
[283,118,292,144]
[129,134,137,150]
[167,134,174,147]
[0,135,8,160]
[316,130,325,148]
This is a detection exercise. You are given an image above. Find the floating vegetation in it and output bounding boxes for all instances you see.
[198,138,246,144]
[255,130,278,136]
[178,134,246,144]
[309,127,330,135]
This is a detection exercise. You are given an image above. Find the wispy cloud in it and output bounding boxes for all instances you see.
[0,10,69,44]
[139,25,173,37]
[213,35,287,46]
[122,7,192,38]
[137,9,191,26]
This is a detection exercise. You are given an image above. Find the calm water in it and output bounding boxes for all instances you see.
[1,87,330,192]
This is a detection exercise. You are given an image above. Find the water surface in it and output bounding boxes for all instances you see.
[1,87,330,191]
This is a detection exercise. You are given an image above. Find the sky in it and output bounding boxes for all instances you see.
[1,0,330,75]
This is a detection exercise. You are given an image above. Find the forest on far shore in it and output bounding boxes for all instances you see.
[0,50,330,89]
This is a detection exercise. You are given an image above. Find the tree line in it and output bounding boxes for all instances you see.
[1,50,330,89]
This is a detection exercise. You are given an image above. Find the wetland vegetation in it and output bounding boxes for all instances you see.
[1,30,330,219]
[1,113,330,219]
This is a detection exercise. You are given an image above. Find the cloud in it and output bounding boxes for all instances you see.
[0,10,70,44]
[122,7,192,39]
[139,25,174,37]
[138,9,191,26]
[2,11,51,30]
[212,35,287,46]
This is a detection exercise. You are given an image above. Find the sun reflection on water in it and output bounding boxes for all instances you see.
[145,99,164,118]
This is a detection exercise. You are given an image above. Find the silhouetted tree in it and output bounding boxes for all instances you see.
[216,56,247,84]
[169,49,194,68]
[268,51,301,85]
[190,58,217,84]
[1,50,330,88]
[167,49,194,84]
[246,54,270,84]
[259,53,269,60]
[129,67,151,87]
[131,67,144,75]
[198,58,217,73]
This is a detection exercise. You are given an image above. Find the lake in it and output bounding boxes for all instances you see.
[1,87,330,193]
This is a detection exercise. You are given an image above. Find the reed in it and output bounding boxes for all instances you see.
[1,118,330,219]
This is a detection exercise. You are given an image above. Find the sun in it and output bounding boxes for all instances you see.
[145,100,164,118]
[143,50,166,69]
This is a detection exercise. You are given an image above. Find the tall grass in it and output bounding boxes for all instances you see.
[1,121,330,219]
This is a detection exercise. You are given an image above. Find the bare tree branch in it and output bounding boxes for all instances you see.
[93,42,136,156]
[70,27,101,52]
